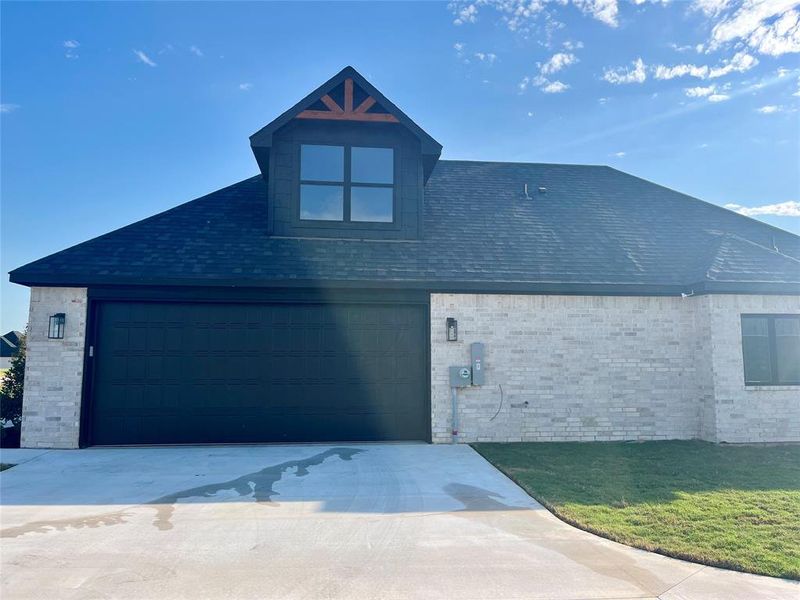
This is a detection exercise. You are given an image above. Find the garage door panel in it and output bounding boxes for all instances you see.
[91,301,428,445]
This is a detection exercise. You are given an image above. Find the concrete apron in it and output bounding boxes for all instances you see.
[0,444,797,600]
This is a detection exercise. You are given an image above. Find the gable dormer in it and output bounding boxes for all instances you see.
[250,66,441,240]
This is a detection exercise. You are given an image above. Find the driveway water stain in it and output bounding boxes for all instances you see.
[444,482,528,512]
[1,447,362,538]
[149,447,362,530]
[0,511,134,539]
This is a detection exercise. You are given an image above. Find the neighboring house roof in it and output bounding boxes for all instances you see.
[9,161,799,294]
[0,331,23,357]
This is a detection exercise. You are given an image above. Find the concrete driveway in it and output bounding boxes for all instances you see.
[1,444,796,600]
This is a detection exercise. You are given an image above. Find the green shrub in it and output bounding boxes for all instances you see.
[1,332,26,426]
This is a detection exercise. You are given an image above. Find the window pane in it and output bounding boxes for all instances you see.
[300,185,343,221]
[351,186,393,222]
[741,317,768,336]
[301,145,343,182]
[742,316,772,384]
[776,317,800,383]
[775,317,800,337]
[351,147,393,184]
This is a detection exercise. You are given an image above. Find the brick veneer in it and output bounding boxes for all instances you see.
[20,287,87,449]
[430,293,800,444]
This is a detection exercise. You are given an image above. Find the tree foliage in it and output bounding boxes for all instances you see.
[1,333,26,426]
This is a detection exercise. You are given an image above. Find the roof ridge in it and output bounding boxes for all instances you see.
[702,232,730,281]
[702,231,800,284]
[721,231,800,265]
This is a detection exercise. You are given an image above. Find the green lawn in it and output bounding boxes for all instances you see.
[473,441,800,580]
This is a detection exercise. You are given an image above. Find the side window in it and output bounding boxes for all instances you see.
[299,144,394,224]
[741,315,800,385]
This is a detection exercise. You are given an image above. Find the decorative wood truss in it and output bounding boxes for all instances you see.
[297,78,399,123]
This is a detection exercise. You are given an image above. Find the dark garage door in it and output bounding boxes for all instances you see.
[89,301,428,445]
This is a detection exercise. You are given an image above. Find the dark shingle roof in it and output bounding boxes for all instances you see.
[9,161,800,294]
[1,331,23,357]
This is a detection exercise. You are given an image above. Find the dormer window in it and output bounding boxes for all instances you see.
[300,144,394,223]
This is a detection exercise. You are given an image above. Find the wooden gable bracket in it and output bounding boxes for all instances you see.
[297,78,399,123]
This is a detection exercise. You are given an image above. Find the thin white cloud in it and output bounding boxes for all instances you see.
[474,51,497,63]
[454,42,471,64]
[653,51,758,81]
[708,0,800,57]
[562,40,584,50]
[239,82,253,91]
[0,103,20,113]
[133,49,157,67]
[542,80,569,93]
[63,39,80,59]
[448,0,620,33]
[572,0,619,27]
[724,200,800,217]
[708,51,759,77]
[756,104,781,113]
[451,2,478,25]
[602,58,647,84]
[685,85,716,97]
[654,63,709,80]
[692,0,732,17]
[540,52,578,74]
[613,151,626,157]
[521,47,578,94]
[684,84,734,102]
[189,45,204,57]
[552,69,791,151]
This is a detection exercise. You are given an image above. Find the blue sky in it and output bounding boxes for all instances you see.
[1,0,799,331]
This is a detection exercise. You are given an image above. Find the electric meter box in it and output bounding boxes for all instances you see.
[449,366,472,388]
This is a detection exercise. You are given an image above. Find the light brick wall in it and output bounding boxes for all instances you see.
[692,296,718,442]
[706,294,800,443]
[430,293,800,444]
[17,288,798,447]
[21,287,88,449]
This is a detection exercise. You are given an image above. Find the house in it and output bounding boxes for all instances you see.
[0,330,23,370]
[9,66,800,449]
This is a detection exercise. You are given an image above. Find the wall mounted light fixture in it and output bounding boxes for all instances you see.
[446,317,458,342]
[48,313,65,339]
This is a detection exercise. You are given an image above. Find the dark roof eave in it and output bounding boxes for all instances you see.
[9,273,800,297]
